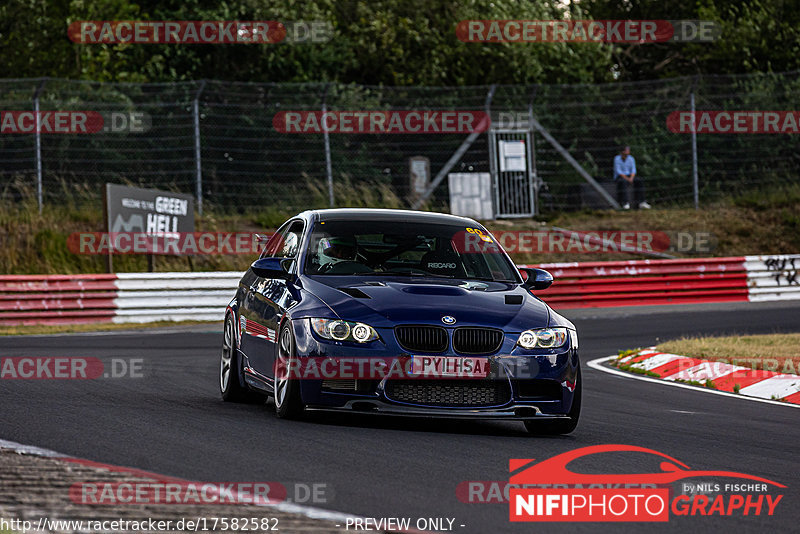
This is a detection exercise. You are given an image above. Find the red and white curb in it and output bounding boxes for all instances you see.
[589,348,800,406]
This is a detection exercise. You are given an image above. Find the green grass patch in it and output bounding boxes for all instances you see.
[674,378,704,387]
[1,182,799,274]
[486,183,800,264]
[613,361,660,378]
[617,348,641,358]
[673,378,717,389]
[0,320,219,336]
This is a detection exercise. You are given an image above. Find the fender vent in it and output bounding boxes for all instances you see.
[505,295,523,305]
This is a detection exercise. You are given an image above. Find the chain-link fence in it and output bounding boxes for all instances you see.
[1,72,799,216]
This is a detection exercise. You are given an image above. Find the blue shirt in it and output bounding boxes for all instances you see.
[614,154,636,179]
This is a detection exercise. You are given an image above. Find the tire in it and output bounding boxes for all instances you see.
[524,365,581,436]
[274,322,305,419]
[220,313,267,403]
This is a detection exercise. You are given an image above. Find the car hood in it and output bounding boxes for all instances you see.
[299,276,551,332]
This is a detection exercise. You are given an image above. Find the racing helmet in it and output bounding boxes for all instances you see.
[318,235,358,267]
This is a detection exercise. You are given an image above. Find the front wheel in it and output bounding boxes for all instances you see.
[524,365,581,435]
[274,323,305,419]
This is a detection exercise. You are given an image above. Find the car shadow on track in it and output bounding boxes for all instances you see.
[203,395,576,439]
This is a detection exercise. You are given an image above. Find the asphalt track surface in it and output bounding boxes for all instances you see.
[1,300,799,533]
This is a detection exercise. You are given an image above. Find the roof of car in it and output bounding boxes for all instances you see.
[304,208,481,225]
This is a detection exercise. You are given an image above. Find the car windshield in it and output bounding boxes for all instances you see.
[304,219,519,282]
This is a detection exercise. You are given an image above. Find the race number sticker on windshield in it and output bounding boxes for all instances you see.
[466,227,494,242]
[412,355,490,378]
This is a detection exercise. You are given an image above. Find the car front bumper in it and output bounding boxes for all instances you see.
[291,317,580,416]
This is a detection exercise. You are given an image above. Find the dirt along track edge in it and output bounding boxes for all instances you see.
[0,437,390,533]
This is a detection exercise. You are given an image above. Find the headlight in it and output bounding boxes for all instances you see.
[517,327,569,349]
[310,318,379,343]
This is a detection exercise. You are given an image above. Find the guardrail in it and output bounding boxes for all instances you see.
[745,254,800,302]
[0,274,119,325]
[0,272,239,325]
[525,257,750,308]
[0,255,797,325]
[114,272,241,323]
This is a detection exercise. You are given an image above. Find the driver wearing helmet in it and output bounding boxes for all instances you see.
[317,235,358,269]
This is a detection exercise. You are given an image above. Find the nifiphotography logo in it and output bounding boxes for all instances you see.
[509,444,785,522]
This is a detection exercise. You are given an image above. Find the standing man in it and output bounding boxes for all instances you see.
[613,146,650,209]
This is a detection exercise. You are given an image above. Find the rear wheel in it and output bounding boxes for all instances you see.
[274,323,305,419]
[524,365,581,435]
[220,313,266,403]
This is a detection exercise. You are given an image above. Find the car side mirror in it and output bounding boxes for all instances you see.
[520,267,554,291]
[251,257,293,280]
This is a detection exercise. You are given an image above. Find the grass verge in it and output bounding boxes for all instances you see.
[0,320,219,336]
[1,183,799,273]
[496,183,800,263]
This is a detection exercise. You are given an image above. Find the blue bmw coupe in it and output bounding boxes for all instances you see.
[220,209,580,434]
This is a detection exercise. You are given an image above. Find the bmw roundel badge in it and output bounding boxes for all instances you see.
[441,315,456,325]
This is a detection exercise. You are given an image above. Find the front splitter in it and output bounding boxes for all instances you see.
[305,400,570,420]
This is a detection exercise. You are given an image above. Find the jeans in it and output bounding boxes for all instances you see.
[616,176,645,207]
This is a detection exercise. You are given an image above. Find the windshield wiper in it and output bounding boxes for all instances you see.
[360,270,451,278]
[463,276,517,283]
[358,271,413,277]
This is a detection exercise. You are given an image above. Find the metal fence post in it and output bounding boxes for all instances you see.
[33,78,47,214]
[690,80,699,210]
[528,85,539,216]
[322,83,334,207]
[193,80,207,215]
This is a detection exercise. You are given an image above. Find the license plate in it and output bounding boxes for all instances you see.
[411,355,490,378]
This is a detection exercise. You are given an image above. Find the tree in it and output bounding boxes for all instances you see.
[581,0,800,80]
[1,0,615,84]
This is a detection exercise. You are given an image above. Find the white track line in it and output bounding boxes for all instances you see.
[587,355,800,409]
[0,438,67,457]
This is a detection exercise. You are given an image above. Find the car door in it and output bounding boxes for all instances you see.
[239,219,304,380]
